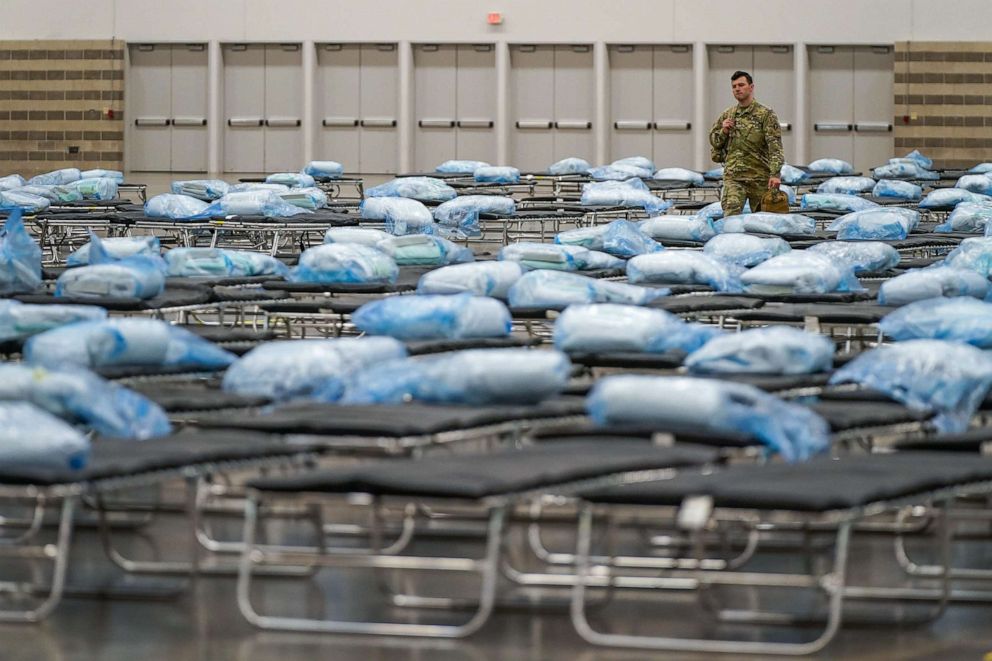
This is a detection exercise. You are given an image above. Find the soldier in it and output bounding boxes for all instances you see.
[709,70,785,216]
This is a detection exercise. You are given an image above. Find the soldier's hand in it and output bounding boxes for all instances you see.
[768,176,782,189]
[721,118,735,134]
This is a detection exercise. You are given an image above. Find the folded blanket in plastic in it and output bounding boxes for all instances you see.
[547,157,591,175]
[291,243,399,285]
[920,188,991,210]
[816,176,876,195]
[507,269,667,309]
[360,197,436,235]
[553,303,718,354]
[55,234,165,300]
[499,242,624,272]
[878,267,990,306]
[703,233,791,267]
[164,247,289,277]
[474,166,520,184]
[640,215,718,242]
[627,251,743,292]
[718,212,816,236]
[0,211,42,296]
[935,202,992,232]
[375,234,473,266]
[417,261,524,298]
[828,208,919,241]
[67,236,160,267]
[879,297,992,348]
[685,326,834,375]
[170,179,229,201]
[265,172,315,188]
[144,193,211,219]
[0,402,90,473]
[807,240,900,273]
[366,177,458,202]
[436,159,489,174]
[303,160,344,178]
[872,179,922,201]
[807,158,854,175]
[203,190,309,218]
[801,193,878,214]
[0,300,106,343]
[353,293,511,340]
[943,237,992,277]
[741,251,861,294]
[580,179,672,214]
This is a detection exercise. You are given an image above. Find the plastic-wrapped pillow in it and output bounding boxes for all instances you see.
[0,174,26,191]
[879,298,992,348]
[586,376,830,461]
[0,402,90,473]
[433,195,515,234]
[323,227,392,247]
[507,269,667,309]
[339,348,571,406]
[807,158,854,175]
[204,190,309,218]
[830,340,992,432]
[902,149,933,169]
[935,202,992,233]
[553,304,718,355]
[580,179,671,214]
[601,219,663,257]
[627,251,743,292]
[780,163,809,184]
[67,236,160,267]
[265,172,315,188]
[303,160,344,178]
[0,210,42,296]
[653,168,705,185]
[704,165,724,179]
[816,176,876,195]
[969,163,992,174]
[81,168,124,183]
[0,364,171,439]
[801,192,878,214]
[873,179,922,201]
[28,168,81,186]
[873,161,937,180]
[0,300,106,343]
[828,209,915,240]
[0,190,50,213]
[956,174,992,196]
[474,165,520,184]
[640,215,717,242]
[685,326,834,375]
[24,318,236,370]
[164,247,288,278]
[66,177,118,200]
[555,225,608,250]
[548,157,591,175]
[353,294,510,340]
[366,177,457,203]
[807,241,900,273]
[943,237,992,277]
[742,251,861,294]
[360,197,435,235]
[144,193,210,220]
[375,234,474,267]
[417,261,524,298]
[279,187,328,210]
[719,212,816,236]
[436,159,489,174]
[587,164,653,180]
[919,188,991,210]
[170,179,229,201]
[877,267,990,306]
[613,156,655,172]
[703,233,791,267]
[291,244,398,285]
[222,337,407,401]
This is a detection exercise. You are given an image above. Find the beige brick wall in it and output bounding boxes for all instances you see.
[894,42,992,170]
[0,39,124,177]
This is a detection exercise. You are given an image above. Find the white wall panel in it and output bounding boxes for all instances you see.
[510,45,555,172]
[853,46,895,172]
[609,45,654,164]
[652,46,694,168]
[316,44,360,171]
[414,45,457,172]
[808,46,855,166]
[128,45,172,171]
[553,45,595,163]
[359,44,399,174]
[170,44,209,172]
[223,44,265,172]
[263,44,303,172]
[455,45,496,163]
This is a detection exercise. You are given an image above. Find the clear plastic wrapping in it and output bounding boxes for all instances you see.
[353,294,511,340]
[0,402,90,473]
[80,169,124,183]
[204,190,310,218]
[956,174,992,196]
[627,251,743,292]
[67,236,160,267]
[801,192,879,214]
[935,202,992,233]
[279,187,328,210]
[552,303,719,354]
[653,167,704,185]
[28,168,81,186]
[303,160,344,178]
[144,193,210,220]
[580,179,672,214]
[807,158,854,175]
[600,219,663,257]
[170,179,230,201]
[816,176,876,195]
[66,177,118,200]
[416,261,525,298]
[828,209,917,240]
[433,195,516,234]
[880,297,992,348]
[164,247,288,277]
[586,375,831,461]
[640,215,718,242]
[360,197,436,235]
[903,150,933,169]
[741,251,861,294]
[375,235,474,267]
[0,210,42,296]
[0,190,50,213]
[547,157,591,175]
[703,233,792,267]
[873,161,938,180]
[366,177,458,203]
[920,188,991,209]
[436,159,489,174]
[943,237,992,277]
[587,164,653,181]
[877,267,990,306]
[807,240,900,273]
[969,163,992,174]
[718,212,816,236]
[613,156,655,172]
[685,326,834,375]
[780,163,809,184]
[500,242,623,272]
[507,269,667,309]
[872,179,922,201]
[0,300,106,343]
[323,227,392,247]
[265,172,316,188]
[56,234,165,300]
[0,174,26,191]
[292,243,398,284]
[474,166,520,184]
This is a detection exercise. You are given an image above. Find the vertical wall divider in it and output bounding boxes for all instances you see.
[208,40,223,175]
[398,40,413,173]
[302,40,316,164]
[692,41,707,171]
[794,41,808,166]
[495,41,510,166]
[594,41,609,165]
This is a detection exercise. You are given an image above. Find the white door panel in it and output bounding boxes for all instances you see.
[316,44,360,172]
[414,45,457,172]
[653,46,694,169]
[456,44,496,163]
[753,46,795,164]
[128,45,172,171]
[853,46,894,174]
[553,45,595,163]
[169,45,208,172]
[510,45,555,172]
[609,45,653,165]
[223,44,265,172]
[808,46,855,167]
[360,44,399,174]
[263,44,303,172]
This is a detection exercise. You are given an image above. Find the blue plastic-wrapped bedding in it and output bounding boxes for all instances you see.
[0,174,25,191]
[830,340,992,432]
[279,187,328,211]
[417,261,524,298]
[0,402,90,472]
[920,188,991,209]
[653,168,704,185]
[828,209,918,240]
[507,270,667,309]
[291,244,399,285]
[55,235,165,300]
[879,298,992,348]
[705,165,724,179]
[303,161,344,178]
[0,364,171,439]
[587,164,654,181]
[780,163,809,184]
[433,195,516,234]
[553,304,718,354]
[601,219,663,257]
[613,156,655,172]
[685,326,834,375]
[872,179,922,201]
[28,168,81,186]
[360,197,436,235]
[265,172,315,188]
[816,176,876,195]
[222,337,407,401]
[144,193,211,220]
[935,202,992,233]
[956,174,992,196]
[640,215,718,242]
[203,190,309,218]
[338,348,571,406]
[741,252,861,294]
[366,177,457,203]
[24,318,236,370]
[474,166,520,184]
[353,294,511,340]
[548,157,591,175]
[436,159,489,174]
[718,212,817,236]
[81,168,124,183]
[873,161,938,180]
[807,158,854,175]
[943,237,992,277]
[0,190,50,213]
[13,184,77,203]
[164,247,288,277]
[806,241,900,273]
[627,251,744,292]
[877,267,990,306]
[67,236,160,267]
[500,242,623,272]
[970,163,992,174]
[697,201,725,220]
[703,233,791,267]
[801,193,879,214]
[324,227,392,247]
[170,179,229,202]
[68,177,118,200]
[0,210,42,296]
[555,225,609,251]
[228,183,290,195]
[375,235,474,267]
[0,300,106,343]
[902,149,933,169]
[586,375,830,461]
[580,179,672,214]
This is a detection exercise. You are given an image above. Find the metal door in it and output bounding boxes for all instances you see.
[553,45,595,163]
[316,44,360,172]
[808,46,855,167]
[414,44,457,172]
[263,44,302,172]
[853,46,894,173]
[609,45,654,164]
[128,44,172,171]
[223,44,265,172]
[510,45,555,172]
[706,45,754,168]
[359,44,398,174]
[753,46,795,163]
[169,44,208,172]
[455,44,496,163]
[652,45,694,168]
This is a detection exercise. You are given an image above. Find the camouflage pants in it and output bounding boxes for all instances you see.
[721,178,769,216]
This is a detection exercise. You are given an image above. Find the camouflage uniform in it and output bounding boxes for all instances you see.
[709,100,785,216]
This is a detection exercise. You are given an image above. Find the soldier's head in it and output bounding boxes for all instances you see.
[731,71,754,105]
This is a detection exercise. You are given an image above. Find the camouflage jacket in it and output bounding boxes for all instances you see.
[708,100,785,181]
